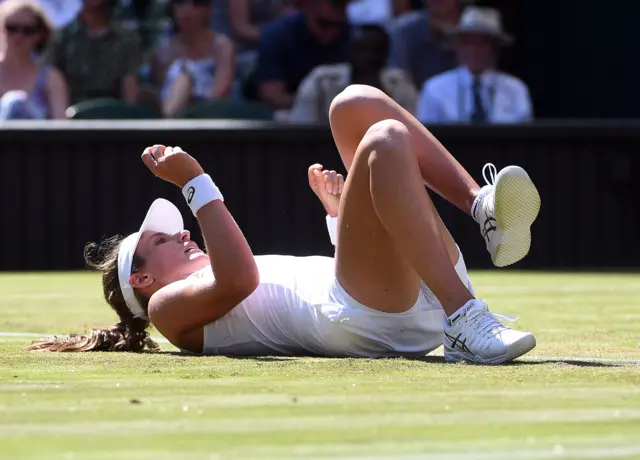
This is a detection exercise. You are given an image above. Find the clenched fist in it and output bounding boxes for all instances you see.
[141,145,205,188]
[308,163,344,217]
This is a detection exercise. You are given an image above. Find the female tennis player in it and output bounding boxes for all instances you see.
[28,85,540,364]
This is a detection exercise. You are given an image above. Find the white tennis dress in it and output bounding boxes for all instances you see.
[192,252,474,358]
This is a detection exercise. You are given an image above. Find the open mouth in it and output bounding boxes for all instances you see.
[185,245,200,254]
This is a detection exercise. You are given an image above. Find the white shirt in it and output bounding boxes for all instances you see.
[417,66,533,124]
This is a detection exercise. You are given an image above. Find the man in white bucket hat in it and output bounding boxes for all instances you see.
[417,6,533,124]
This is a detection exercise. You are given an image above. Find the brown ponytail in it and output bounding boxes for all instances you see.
[25,236,160,353]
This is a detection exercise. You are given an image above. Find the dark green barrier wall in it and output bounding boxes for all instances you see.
[1,120,638,271]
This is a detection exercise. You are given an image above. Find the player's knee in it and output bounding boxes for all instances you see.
[364,119,411,164]
[329,84,387,121]
[366,119,411,149]
[337,84,386,104]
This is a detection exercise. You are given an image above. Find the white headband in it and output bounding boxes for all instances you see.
[116,199,184,319]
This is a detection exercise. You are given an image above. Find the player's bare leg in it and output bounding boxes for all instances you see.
[330,85,541,267]
[329,119,536,364]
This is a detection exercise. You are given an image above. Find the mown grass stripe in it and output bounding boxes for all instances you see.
[2,408,640,436]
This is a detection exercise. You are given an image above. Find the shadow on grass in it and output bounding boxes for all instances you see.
[513,358,623,368]
[155,351,625,367]
[411,356,623,367]
[155,351,297,362]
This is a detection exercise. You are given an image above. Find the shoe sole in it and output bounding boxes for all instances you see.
[493,166,541,267]
[444,334,537,365]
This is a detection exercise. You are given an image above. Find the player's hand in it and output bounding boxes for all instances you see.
[308,163,344,217]
[141,145,205,188]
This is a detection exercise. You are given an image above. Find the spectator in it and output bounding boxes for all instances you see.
[0,0,68,120]
[210,0,291,75]
[256,0,350,112]
[48,0,141,106]
[148,0,235,118]
[387,0,462,88]
[347,0,411,28]
[417,6,532,124]
[290,24,416,123]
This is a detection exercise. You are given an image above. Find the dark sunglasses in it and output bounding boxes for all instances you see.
[172,0,211,5]
[315,17,346,30]
[5,23,39,36]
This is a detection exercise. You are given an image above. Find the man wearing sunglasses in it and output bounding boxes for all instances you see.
[256,0,351,113]
[48,0,141,106]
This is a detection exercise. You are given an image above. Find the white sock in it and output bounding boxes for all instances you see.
[470,186,492,222]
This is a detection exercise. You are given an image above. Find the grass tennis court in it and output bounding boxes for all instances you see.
[1,271,639,459]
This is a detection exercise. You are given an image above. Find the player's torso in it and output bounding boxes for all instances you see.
[196,255,336,356]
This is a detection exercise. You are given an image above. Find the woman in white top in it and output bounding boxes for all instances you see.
[148,0,235,118]
[28,84,541,365]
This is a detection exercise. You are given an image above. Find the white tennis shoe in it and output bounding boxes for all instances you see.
[443,299,536,364]
[473,163,541,267]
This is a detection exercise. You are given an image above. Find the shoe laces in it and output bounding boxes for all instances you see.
[467,301,518,338]
[482,163,497,186]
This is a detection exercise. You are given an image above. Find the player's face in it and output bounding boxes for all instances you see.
[130,230,210,292]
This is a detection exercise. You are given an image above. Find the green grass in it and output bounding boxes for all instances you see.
[1,271,639,459]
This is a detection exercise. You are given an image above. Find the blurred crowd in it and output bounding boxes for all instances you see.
[0,0,533,124]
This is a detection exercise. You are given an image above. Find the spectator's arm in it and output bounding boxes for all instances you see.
[46,67,70,119]
[260,82,293,110]
[122,75,139,104]
[416,79,442,123]
[209,35,236,99]
[229,0,261,43]
[121,31,143,103]
[162,66,193,118]
[147,41,171,87]
[256,22,294,109]
[289,68,322,124]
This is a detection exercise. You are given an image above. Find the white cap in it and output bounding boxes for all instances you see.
[117,199,184,319]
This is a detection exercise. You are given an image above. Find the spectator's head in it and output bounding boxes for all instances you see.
[304,0,349,44]
[349,25,388,74]
[0,0,53,57]
[171,0,212,32]
[449,7,511,75]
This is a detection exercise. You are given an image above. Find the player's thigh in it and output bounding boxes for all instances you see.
[334,124,421,314]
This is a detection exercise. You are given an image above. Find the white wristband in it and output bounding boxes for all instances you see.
[326,215,338,246]
[182,174,223,215]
